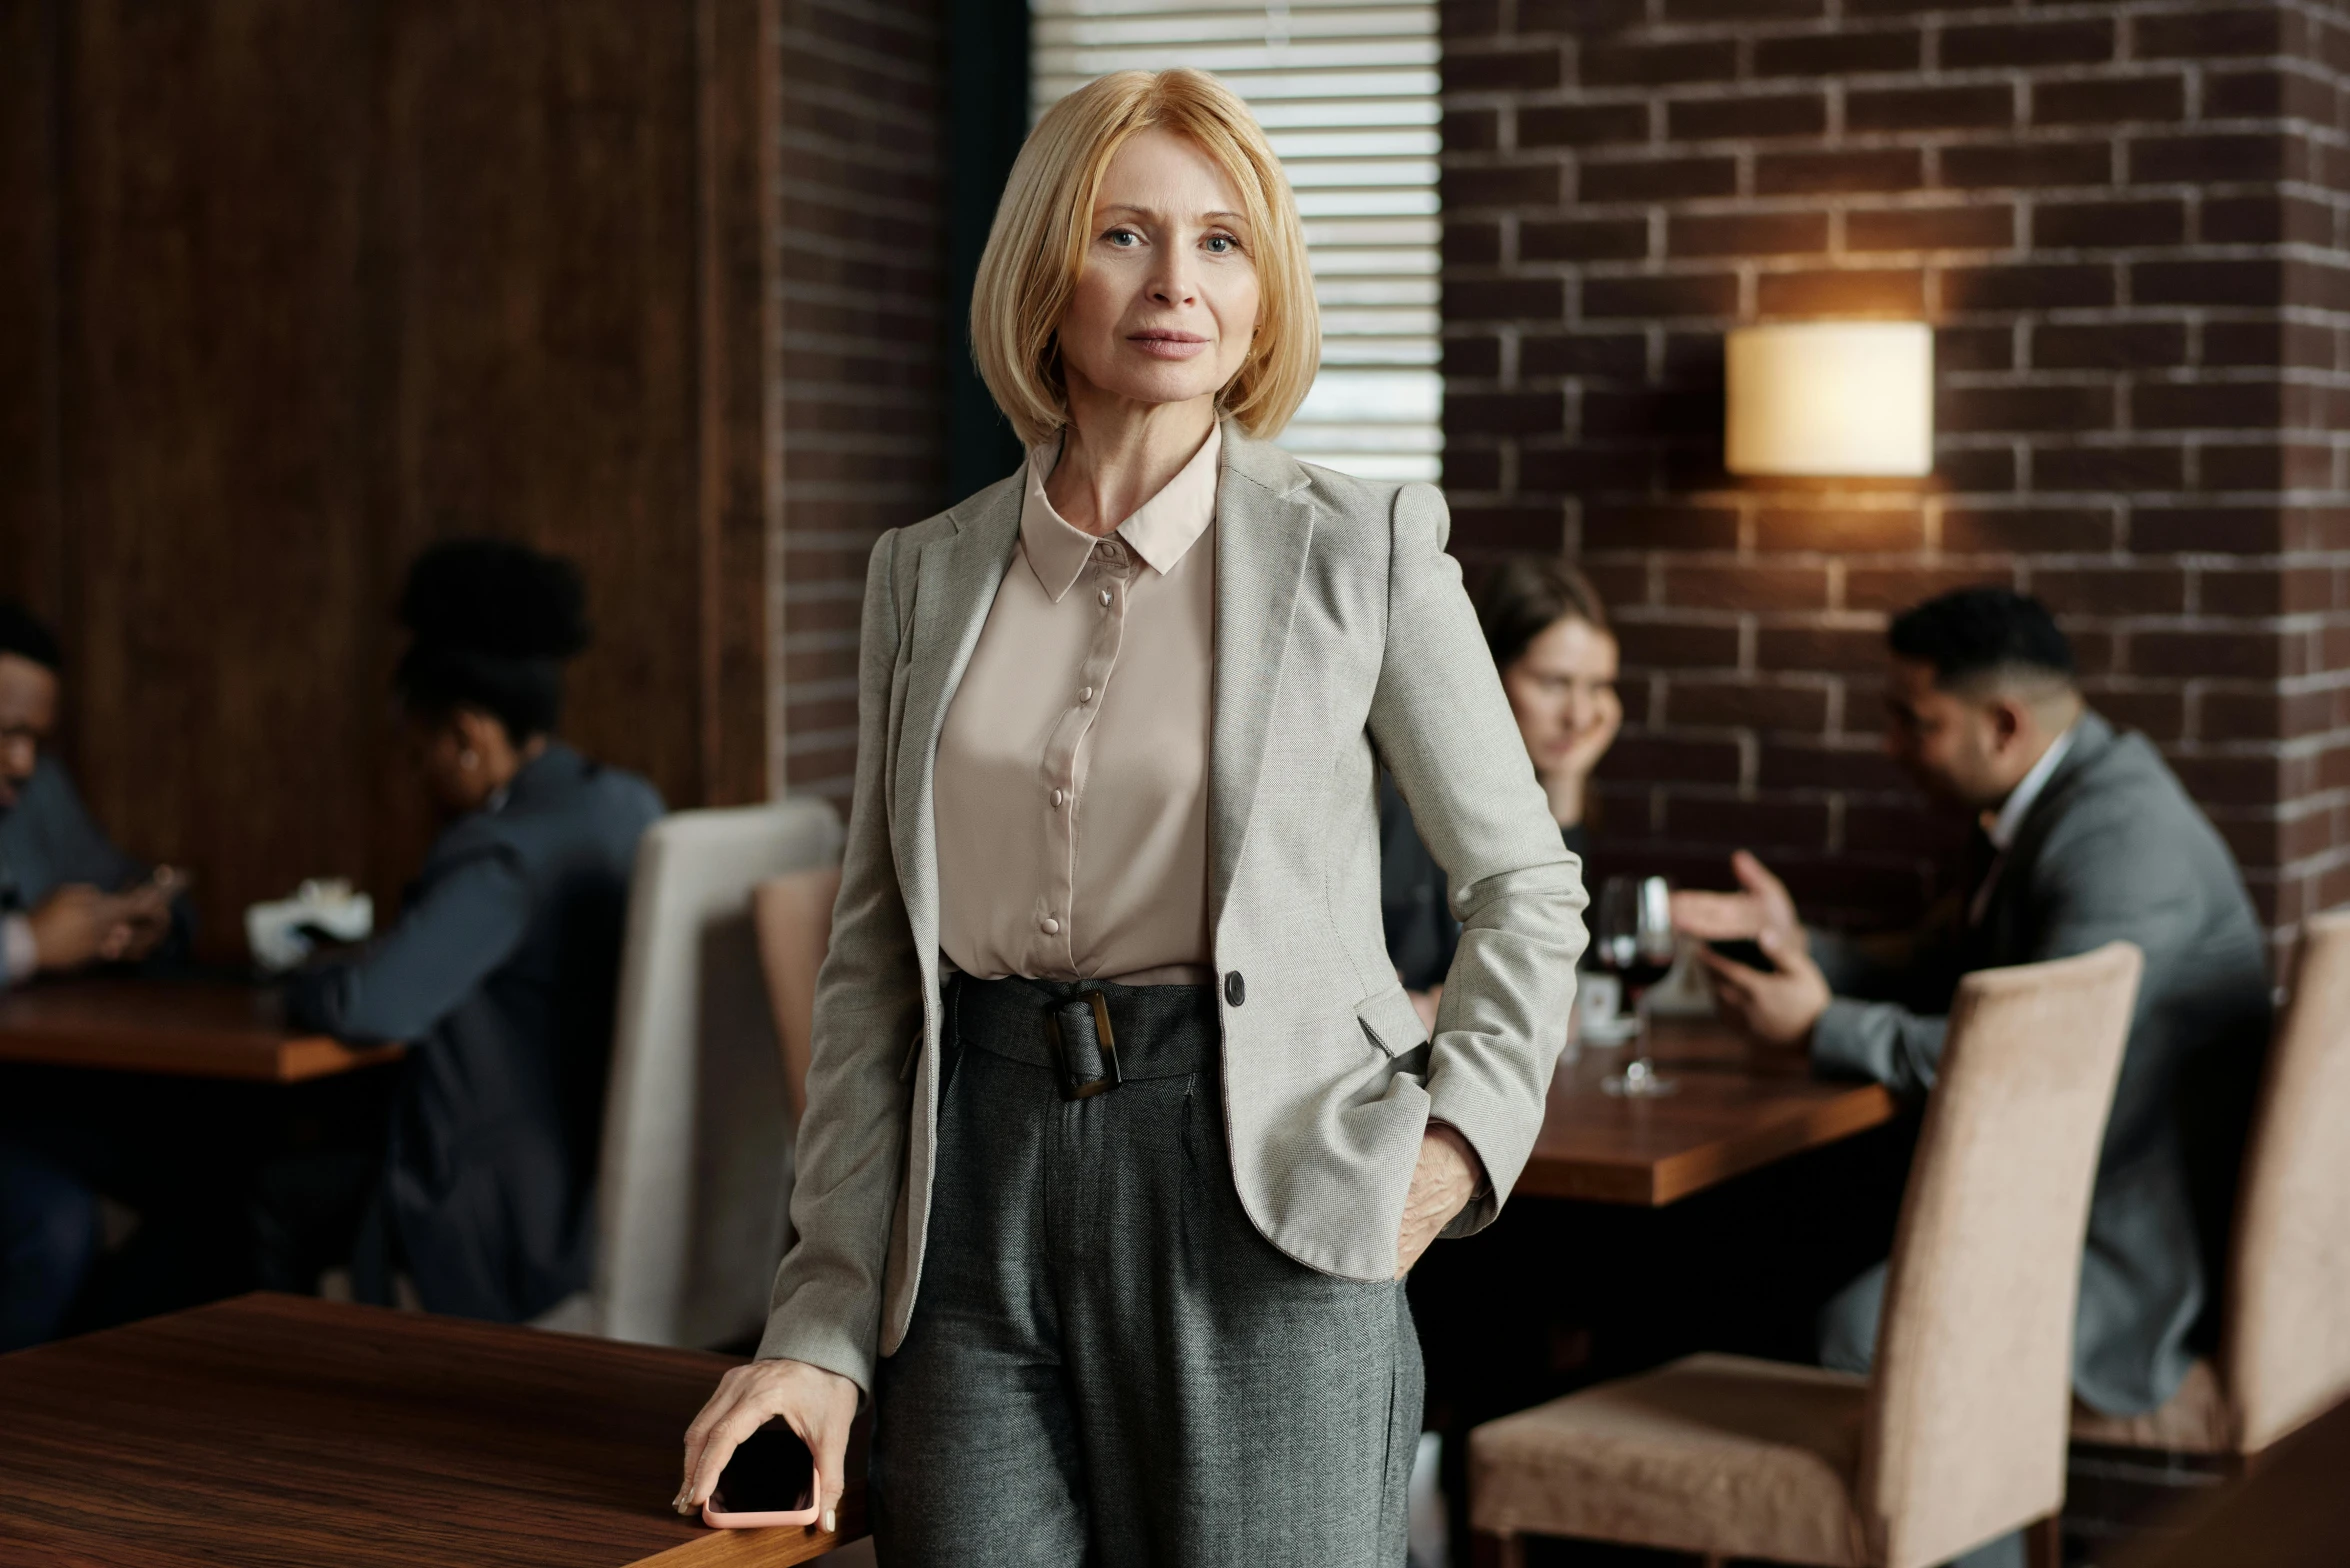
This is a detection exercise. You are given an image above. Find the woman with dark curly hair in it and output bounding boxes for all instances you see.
[283,539,663,1322]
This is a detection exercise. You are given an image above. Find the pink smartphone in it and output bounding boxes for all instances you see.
[700,1423,823,1530]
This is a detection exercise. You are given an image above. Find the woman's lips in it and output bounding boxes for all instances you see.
[1128,331,1210,359]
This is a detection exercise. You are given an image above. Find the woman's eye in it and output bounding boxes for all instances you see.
[1203,234,1236,254]
[1104,228,1140,247]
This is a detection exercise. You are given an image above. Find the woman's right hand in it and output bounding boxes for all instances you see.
[675,1356,860,1528]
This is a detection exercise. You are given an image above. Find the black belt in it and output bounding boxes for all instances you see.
[948,974,1217,1100]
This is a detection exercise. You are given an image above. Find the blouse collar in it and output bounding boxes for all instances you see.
[1018,423,1222,601]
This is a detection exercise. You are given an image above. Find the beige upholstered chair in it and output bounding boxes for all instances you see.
[1472,942,2143,1568]
[2074,907,2350,1460]
[754,864,841,1127]
[565,797,845,1348]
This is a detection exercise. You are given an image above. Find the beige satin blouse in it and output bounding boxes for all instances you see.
[932,424,1220,985]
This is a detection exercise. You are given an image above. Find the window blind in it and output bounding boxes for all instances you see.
[1030,0,1442,482]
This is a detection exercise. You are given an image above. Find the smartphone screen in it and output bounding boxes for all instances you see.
[1708,938,1777,974]
[713,1423,816,1515]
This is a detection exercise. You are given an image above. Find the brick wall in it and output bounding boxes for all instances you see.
[1442,0,2350,947]
[775,0,947,799]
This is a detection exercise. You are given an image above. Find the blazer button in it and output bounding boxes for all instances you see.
[1224,971,1245,1007]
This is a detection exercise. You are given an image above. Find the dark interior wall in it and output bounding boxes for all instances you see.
[1440,0,2350,949]
[944,0,1031,500]
[0,0,777,960]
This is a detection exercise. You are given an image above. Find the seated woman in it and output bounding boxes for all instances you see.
[1385,558,1619,1016]
[284,541,663,1323]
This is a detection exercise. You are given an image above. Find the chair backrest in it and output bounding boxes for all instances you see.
[1860,941,2141,1568]
[753,865,842,1127]
[2224,907,2350,1454]
[591,797,844,1349]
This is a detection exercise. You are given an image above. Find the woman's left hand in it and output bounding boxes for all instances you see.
[1394,1123,1482,1277]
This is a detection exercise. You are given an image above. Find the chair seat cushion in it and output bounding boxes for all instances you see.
[2070,1356,2231,1455]
[1470,1353,1873,1566]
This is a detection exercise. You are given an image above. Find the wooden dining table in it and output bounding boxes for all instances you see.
[0,1293,865,1568]
[0,976,401,1082]
[1518,1014,1901,1206]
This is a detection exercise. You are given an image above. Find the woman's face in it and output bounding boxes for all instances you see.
[1500,616,1621,776]
[405,708,505,821]
[1056,128,1262,416]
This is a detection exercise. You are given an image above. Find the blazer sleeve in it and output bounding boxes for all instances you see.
[1367,483,1588,1234]
[1813,817,2193,1097]
[756,528,923,1394]
[285,847,532,1042]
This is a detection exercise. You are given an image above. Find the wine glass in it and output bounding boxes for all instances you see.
[1595,874,1679,1098]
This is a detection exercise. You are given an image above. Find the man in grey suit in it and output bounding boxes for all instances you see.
[1677,589,2271,1445]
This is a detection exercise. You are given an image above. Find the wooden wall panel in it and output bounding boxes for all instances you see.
[364,0,713,890]
[59,0,379,953]
[0,0,65,626]
[1,0,780,962]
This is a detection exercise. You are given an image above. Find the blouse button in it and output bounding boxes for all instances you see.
[1051,788,1066,807]
[1041,916,1062,935]
[1099,588,1113,607]
[1079,686,1095,703]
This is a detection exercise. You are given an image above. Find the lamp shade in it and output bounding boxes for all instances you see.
[1724,321,1934,478]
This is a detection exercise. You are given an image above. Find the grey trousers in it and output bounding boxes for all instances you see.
[871,976,1422,1568]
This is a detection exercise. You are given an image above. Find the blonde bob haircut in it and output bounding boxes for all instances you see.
[971,68,1320,448]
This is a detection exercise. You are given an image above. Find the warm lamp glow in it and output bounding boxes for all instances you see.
[1725,321,1934,478]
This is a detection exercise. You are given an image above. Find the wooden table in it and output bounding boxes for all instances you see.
[1517,1016,1900,1206]
[0,1293,866,1568]
[0,977,401,1082]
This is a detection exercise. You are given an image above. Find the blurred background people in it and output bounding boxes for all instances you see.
[1384,559,1618,1019]
[1676,588,2272,1448]
[0,600,187,986]
[0,602,217,1347]
[278,540,662,1323]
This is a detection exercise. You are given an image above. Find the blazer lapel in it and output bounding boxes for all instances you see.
[1210,427,1316,930]
[892,475,1024,961]
[1974,710,2115,956]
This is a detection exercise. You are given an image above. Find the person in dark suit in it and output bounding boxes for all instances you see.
[1383,558,1617,1016]
[0,601,187,988]
[0,601,197,1348]
[283,541,662,1323]
[1677,589,2272,1439]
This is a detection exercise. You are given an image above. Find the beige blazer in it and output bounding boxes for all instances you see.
[758,427,1587,1391]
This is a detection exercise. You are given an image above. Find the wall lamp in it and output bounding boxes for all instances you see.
[1724,321,1934,478]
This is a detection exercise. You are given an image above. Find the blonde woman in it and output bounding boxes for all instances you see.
[678,69,1585,1564]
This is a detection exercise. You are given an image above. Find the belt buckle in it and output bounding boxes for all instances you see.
[1046,990,1121,1100]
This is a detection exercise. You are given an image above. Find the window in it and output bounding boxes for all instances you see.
[1031,0,1442,481]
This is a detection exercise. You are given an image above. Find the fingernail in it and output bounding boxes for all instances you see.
[823,1508,837,1533]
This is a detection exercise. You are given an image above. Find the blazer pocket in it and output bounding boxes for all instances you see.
[1356,985,1430,1059]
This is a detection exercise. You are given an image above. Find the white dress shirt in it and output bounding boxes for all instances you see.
[1969,723,2079,925]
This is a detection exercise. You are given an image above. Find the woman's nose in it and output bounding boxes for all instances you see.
[1150,257,1198,305]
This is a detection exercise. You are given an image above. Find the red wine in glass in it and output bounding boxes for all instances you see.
[1596,935,1673,999]
[1596,875,1679,1097]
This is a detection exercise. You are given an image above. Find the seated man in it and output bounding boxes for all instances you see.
[1676,588,2272,1428]
[0,600,193,1344]
[0,600,184,982]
